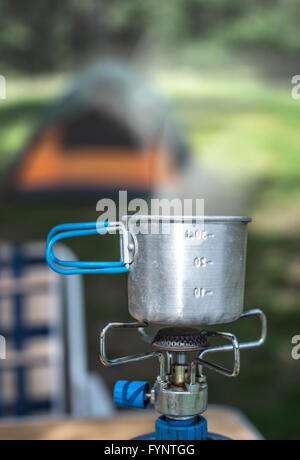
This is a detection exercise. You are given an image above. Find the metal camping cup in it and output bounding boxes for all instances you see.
[126,216,251,326]
[46,216,251,326]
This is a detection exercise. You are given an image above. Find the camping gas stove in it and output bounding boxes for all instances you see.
[46,215,267,440]
[100,309,266,440]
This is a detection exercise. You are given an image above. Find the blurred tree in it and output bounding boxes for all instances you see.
[0,0,109,73]
[0,0,300,73]
[222,0,300,55]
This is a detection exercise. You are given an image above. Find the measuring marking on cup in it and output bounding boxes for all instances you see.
[46,215,251,326]
[194,257,213,268]
[194,288,213,298]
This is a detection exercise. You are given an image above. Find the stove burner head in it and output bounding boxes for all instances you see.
[152,327,210,352]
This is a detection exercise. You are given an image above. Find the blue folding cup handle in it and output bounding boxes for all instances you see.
[45,221,138,275]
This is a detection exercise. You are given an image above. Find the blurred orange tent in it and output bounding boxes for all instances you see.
[8,62,189,197]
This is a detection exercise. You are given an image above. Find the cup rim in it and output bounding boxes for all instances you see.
[123,215,252,223]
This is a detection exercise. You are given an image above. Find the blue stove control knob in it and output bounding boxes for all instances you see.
[113,380,151,409]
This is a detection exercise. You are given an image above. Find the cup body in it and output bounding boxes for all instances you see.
[126,216,251,326]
